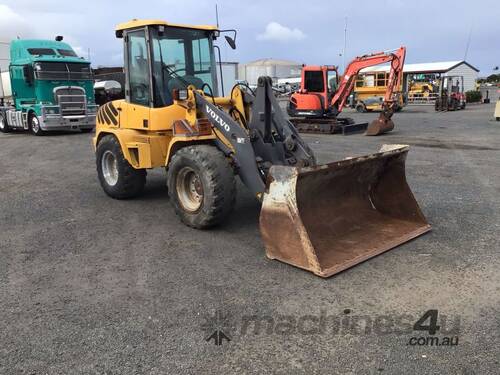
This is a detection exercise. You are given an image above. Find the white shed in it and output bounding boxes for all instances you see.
[216,62,238,96]
[238,58,302,86]
[360,60,480,92]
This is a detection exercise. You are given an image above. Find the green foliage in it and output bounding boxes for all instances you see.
[477,74,500,84]
[466,90,482,103]
[486,74,500,82]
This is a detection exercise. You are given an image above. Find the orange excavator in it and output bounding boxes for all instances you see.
[288,46,406,135]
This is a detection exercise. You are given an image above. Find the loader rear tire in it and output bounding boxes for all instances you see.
[167,145,236,229]
[96,135,146,199]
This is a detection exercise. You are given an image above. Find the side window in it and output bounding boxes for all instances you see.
[192,38,213,87]
[376,73,387,87]
[127,29,150,106]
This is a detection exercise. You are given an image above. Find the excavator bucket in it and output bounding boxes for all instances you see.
[260,144,430,277]
[365,115,394,136]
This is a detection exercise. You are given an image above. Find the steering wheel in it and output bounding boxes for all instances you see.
[162,64,186,76]
[172,68,186,75]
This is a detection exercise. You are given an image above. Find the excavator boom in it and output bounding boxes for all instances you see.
[288,47,406,136]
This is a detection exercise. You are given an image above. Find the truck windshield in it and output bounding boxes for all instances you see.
[34,62,92,80]
[150,26,217,107]
[28,48,56,56]
[58,49,78,57]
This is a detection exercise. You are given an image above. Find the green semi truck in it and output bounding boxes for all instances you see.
[0,37,97,135]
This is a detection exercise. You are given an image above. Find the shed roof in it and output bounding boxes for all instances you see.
[244,58,301,66]
[360,60,479,74]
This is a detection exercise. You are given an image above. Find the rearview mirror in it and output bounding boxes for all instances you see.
[225,36,236,50]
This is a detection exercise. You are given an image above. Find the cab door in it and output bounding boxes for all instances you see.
[125,28,152,129]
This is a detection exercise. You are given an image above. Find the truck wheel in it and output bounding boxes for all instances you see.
[96,135,146,199]
[167,145,236,229]
[29,113,45,136]
[0,113,10,133]
[356,103,366,113]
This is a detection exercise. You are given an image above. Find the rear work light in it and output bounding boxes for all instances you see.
[172,89,189,101]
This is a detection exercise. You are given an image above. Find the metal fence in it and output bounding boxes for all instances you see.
[406,92,438,105]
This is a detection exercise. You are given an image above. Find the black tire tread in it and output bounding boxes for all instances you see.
[29,113,44,136]
[96,135,146,199]
[0,113,10,133]
[167,145,236,229]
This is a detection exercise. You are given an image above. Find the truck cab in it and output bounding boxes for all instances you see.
[0,38,97,135]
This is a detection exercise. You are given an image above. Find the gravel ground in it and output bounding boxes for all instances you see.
[0,104,499,374]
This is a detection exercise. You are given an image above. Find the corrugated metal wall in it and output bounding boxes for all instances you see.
[238,64,302,85]
[216,62,238,96]
[445,63,478,92]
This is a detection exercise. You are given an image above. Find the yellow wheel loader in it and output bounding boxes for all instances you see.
[93,20,431,277]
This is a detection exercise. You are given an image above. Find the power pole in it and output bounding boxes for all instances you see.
[463,25,472,61]
[342,17,348,72]
[215,4,219,28]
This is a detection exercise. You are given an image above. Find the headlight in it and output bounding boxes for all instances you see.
[46,107,59,115]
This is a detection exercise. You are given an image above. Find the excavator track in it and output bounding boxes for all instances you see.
[290,117,368,135]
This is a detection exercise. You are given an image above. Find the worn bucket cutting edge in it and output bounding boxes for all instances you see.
[365,118,394,136]
[259,144,431,278]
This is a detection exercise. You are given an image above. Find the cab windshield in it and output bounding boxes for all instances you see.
[150,27,217,107]
[34,62,92,80]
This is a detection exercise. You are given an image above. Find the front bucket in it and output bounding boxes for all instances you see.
[259,145,431,277]
[365,117,394,136]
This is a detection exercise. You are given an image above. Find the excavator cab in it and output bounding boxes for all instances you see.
[94,20,430,278]
[288,65,339,118]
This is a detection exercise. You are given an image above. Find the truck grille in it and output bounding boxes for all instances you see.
[54,88,87,116]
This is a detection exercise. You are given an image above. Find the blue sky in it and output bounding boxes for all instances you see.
[0,0,499,75]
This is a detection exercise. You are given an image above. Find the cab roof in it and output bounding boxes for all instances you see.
[115,19,218,32]
[9,39,90,65]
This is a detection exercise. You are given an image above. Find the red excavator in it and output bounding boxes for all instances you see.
[288,46,406,135]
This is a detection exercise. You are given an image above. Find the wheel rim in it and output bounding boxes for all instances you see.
[0,116,4,130]
[31,116,40,133]
[176,167,204,213]
[101,150,119,186]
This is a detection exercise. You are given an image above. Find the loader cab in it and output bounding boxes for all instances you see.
[116,20,219,109]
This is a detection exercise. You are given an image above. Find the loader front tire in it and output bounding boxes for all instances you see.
[167,145,236,229]
[96,135,146,199]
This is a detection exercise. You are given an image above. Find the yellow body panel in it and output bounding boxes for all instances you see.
[93,98,221,169]
[116,19,218,32]
[355,73,404,111]
[93,87,248,170]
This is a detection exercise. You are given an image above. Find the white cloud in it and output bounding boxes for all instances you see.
[257,22,306,42]
[0,4,35,41]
